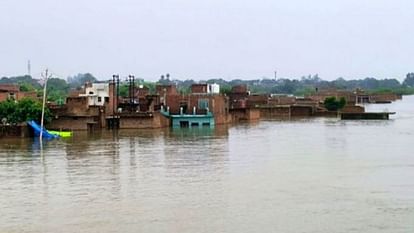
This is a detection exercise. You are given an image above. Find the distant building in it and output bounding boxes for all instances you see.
[0,84,37,102]
[78,83,110,106]
[307,89,357,105]
[190,83,220,94]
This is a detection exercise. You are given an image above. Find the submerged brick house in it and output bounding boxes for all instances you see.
[307,89,357,105]
[0,84,37,102]
[160,83,231,126]
[48,82,116,130]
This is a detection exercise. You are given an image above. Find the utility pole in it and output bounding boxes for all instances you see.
[40,69,52,140]
[274,70,277,80]
[112,75,116,116]
[27,60,31,76]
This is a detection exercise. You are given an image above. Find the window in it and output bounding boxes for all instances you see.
[180,121,189,128]
[105,97,109,103]
[98,97,102,102]
[8,93,15,100]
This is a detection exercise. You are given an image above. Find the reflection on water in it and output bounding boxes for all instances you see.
[0,96,414,233]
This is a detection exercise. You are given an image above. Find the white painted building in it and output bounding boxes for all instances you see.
[79,83,109,106]
[207,83,220,94]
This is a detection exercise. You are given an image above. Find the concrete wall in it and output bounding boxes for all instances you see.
[171,115,214,128]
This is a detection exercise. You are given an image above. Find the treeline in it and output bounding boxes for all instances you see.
[1,73,414,102]
[0,73,99,102]
[166,73,414,96]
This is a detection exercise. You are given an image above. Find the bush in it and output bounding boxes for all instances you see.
[324,97,346,111]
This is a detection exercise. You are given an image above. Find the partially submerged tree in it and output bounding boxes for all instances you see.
[0,98,51,124]
[324,97,346,111]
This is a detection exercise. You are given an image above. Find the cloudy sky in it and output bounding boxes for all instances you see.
[0,0,413,81]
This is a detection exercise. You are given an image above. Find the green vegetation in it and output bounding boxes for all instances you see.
[161,73,414,96]
[0,75,41,89]
[403,73,414,87]
[324,97,346,111]
[0,73,99,102]
[47,78,70,102]
[219,85,232,95]
[0,98,50,124]
[67,73,98,89]
[1,72,414,103]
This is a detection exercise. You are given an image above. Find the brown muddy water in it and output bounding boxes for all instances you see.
[1,96,413,233]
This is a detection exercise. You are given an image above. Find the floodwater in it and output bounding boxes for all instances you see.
[1,96,413,233]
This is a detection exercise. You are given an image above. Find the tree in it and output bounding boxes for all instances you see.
[0,99,18,124]
[67,73,98,89]
[118,84,129,97]
[0,98,50,124]
[219,85,232,95]
[324,97,346,111]
[403,73,414,87]
[47,78,70,102]
[19,82,36,92]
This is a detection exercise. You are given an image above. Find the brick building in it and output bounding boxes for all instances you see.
[0,84,37,102]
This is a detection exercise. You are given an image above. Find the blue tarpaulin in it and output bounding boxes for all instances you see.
[27,120,59,139]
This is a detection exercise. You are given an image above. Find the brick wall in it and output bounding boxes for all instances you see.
[259,106,291,118]
[247,94,269,108]
[268,96,296,105]
[290,106,314,117]
[341,105,365,113]
[191,84,208,94]
[307,90,356,105]
[231,85,248,94]
[119,112,170,129]
[0,93,8,102]
[370,93,399,102]
[47,116,98,130]
[16,91,38,100]
[230,109,260,122]
[63,97,100,116]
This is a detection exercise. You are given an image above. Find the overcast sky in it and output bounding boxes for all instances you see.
[0,0,413,81]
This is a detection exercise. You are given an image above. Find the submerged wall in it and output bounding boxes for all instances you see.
[119,112,170,129]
